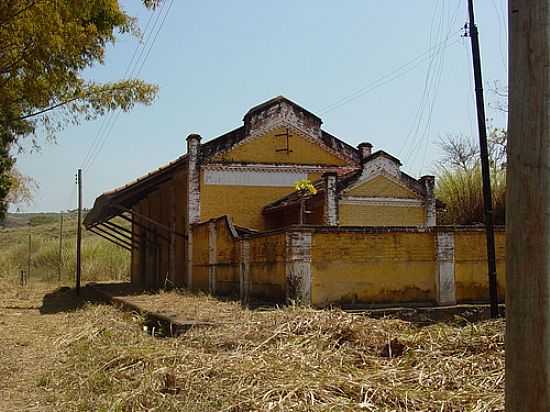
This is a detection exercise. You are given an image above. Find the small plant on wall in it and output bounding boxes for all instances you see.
[294,179,317,224]
[294,179,317,195]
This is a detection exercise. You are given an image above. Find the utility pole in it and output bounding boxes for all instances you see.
[506,1,550,409]
[27,222,31,282]
[58,212,63,282]
[76,169,82,296]
[466,0,499,318]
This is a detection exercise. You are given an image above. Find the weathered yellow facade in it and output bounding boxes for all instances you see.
[339,203,426,226]
[184,220,506,307]
[87,96,483,308]
[213,127,348,166]
[346,175,418,198]
[200,176,318,230]
[191,222,209,291]
[310,232,436,306]
[454,231,506,302]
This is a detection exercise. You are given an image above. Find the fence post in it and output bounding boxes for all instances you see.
[239,239,250,305]
[435,231,456,305]
[285,231,312,305]
[208,220,217,295]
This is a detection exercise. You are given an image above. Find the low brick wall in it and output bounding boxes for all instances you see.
[453,230,506,303]
[189,218,506,307]
[311,231,437,306]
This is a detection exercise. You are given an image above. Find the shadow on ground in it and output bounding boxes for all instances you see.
[40,286,87,314]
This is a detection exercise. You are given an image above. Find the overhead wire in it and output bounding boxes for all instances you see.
[318,27,463,116]
[81,2,167,173]
[404,0,448,172]
[491,0,508,71]
[400,0,462,176]
[81,0,175,174]
[80,9,158,172]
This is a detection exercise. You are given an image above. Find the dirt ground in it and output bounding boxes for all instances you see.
[0,281,91,411]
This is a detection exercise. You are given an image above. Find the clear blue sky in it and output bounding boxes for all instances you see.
[14,0,508,212]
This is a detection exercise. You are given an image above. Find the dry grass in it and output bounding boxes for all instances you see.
[0,213,130,283]
[34,288,505,411]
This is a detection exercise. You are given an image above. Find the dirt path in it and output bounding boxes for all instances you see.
[0,283,80,411]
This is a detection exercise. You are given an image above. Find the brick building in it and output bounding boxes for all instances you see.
[84,96,440,290]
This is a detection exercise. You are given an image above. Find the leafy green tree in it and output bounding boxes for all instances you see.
[0,0,163,220]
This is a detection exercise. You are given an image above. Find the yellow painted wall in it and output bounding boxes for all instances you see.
[338,175,426,226]
[213,127,348,166]
[310,232,436,306]
[339,204,426,226]
[454,231,506,302]
[187,217,287,302]
[215,218,240,296]
[345,175,418,198]
[200,171,322,229]
[248,233,287,302]
[191,222,209,292]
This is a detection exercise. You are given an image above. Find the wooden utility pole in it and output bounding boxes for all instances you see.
[507,1,550,409]
[466,0,499,318]
[27,222,31,282]
[58,212,63,282]
[76,169,82,296]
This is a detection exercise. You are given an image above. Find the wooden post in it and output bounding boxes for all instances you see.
[506,1,550,409]
[169,180,177,286]
[58,212,63,282]
[76,169,82,296]
[299,198,305,225]
[27,222,31,282]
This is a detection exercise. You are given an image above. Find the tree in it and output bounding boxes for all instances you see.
[0,0,163,220]
[435,129,507,225]
[5,167,37,207]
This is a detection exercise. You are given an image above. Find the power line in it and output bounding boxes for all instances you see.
[80,10,158,172]
[81,4,165,172]
[403,0,449,171]
[81,0,175,174]
[490,0,508,71]
[400,0,462,175]
[84,0,175,174]
[318,27,462,115]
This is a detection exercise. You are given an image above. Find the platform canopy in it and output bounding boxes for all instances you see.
[83,154,187,251]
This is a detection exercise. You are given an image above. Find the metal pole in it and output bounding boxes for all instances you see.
[76,169,82,296]
[467,0,499,318]
[58,212,63,282]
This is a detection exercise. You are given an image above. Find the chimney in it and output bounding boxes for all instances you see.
[420,175,436,227]
[357,142,373,161]
[186,133,202,288]
[186,133,201,225]
[322,172,338,226]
